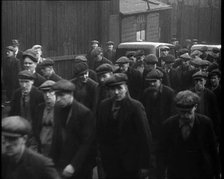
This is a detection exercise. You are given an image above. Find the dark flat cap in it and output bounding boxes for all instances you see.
[185,39,192,42]
[75,55,87,63]
[73,62,88,77]
[209,69,221,78]
[52,79,75,92]
[192,39,198,42]
[162,54,175,64]
[105,73,128,87]
[32,45,42,50]
[146,69,163,80]
[175,90,199,110]
[39,80,55,91]
[18,70,35,80]
[12,39,20,46]
[116,56,132,64]
[39,58,54,67]
[192,70,208,80]
[23,49,38,62]
[200,46,208,52]
[190,56,205,67]
[96,63,114,75]
[106,41,114,45]
[190,50,203,57]
[91,40,99,44]
[178,48,189,56]
[125,51,136,58]
[212,47,220,53]
[144,54,158,64]
[135,50,145,57]
[6,46,16,52]
[2,116,31,137]
[91,47,103,57]
[160,45,170,51]
[180,53,191,61]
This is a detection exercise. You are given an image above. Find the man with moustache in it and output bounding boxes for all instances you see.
[97,73,152,179]
[50,79,96,179]
[141,69,175,179]
[159,90,220,179]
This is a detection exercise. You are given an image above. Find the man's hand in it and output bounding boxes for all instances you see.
[62,164,75,178]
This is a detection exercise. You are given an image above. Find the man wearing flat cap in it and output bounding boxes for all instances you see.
[115,56,142,100]
[191,71,220,142]
[159,90,220,179]
[32,44,46,64]
[23,48,46,87]
[89,47,112,71]
[206,47,221,66]
[86,40,99,68]
[9,70,44,151]
[2,46,21,101]
[97,73,152,179]
[2,116,60,179]
[141,68,175,179]
[12,39,24,64]
[70,62,98,114]
[39,58,62,82]
[104,41,116,64]
[50,79,96,179]
[33,80,56,156]
[158,46,170,67]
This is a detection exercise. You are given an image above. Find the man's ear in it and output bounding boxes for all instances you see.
[22,135,28,144]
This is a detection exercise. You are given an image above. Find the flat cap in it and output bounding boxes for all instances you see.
[23,48,38,62]
[175,90,200,110]
[212,47,220,53]
[178,48,189,56]
[96,63,114,75]
[73,62,88,77]
[6,46,16,52]
[39,80,55,91]
[192,70,208,80]
[146,69,163,80]
[116,56,132,64]
[2,116,31,137]
[200,46,208,52]
[91,47,103,57]
[32,45,42,50]
[125,51,136,58]
[39,58,54,67]
[106,41,114,45]
[75,55,87,63]
[190,56,209,67]
[134,50,145,58]
[52,79,75,92]
[91,40,99,44]
[190,50,203,57]
[144,54,158,64]
[18,70,35,80]
[208,69,221,78]
[160,45,170,51]
[12,39,20,46]
[162,54,175,64]
[192,39,198,42]
[185,39,192,43]
[180,53,191,61]
[105,73,128,87]
[171,37,177,41]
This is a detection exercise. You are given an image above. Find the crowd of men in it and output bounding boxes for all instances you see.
[1,38,221,179]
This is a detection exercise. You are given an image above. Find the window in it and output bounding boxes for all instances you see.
[136,15,146,41]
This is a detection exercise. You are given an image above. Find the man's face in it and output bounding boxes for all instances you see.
[144,62,156,71]
[107,45,113,51]
[119,63,129,73]
[19,79,33,94]
[98,72,112,84]
[34,48,42,58]
[55,92,73,107]
[24,57,37,72]
[110,84,127,101]
[210,75,220,88]
[2,134,26,158]
[6,50,14,57]
[96,53,103,61]
[178,106,196,123]
[148,79,161,90]
[194,78,206,91]
[91,43,98,49]
[41,67,52,78]
[161,49,169,57]
[43,90,56,106]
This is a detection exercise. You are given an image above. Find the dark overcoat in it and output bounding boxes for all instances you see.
[2,148,60,179]
[159,113,220,179]
[50,100,96,175]
[97,96,152,172]
[47,72,62,82]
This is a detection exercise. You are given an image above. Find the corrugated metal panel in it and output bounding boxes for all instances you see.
[146,13,160,42]
[121,16,136,42]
